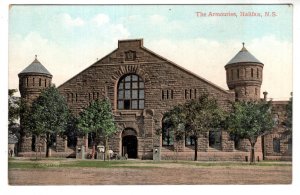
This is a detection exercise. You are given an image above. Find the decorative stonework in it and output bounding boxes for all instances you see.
[125,50,136,61]
[111,64,150,84]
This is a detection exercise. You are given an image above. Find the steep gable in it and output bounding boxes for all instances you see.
[59,39,231,96]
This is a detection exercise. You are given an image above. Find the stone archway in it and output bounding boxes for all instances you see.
[122,128,138,158]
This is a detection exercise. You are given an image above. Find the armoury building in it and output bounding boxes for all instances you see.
[17,39,292,161]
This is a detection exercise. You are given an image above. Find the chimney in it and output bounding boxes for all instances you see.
[263,91,268,101]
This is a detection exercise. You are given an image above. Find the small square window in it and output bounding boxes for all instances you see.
[132,90,138,99]
[139,100,144,109]
[139,82,144,88]
[132,75,138,81]
[124,100,130,109]
[125,76,131,82]
[132,100,138,109]
[118,90,123,99]
[125,90,131,99]
[118,101,124,109]
[125,83,131,89]
[139,90,144,99]
[132,82,138,89]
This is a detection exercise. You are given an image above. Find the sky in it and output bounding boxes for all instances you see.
[8,4,293,100]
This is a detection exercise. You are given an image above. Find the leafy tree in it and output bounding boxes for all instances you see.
[285,92,292,132]
[162,105,185,160]
[227,100,274,164]
[8,89,20,129]
[27,86,70,157]
[183,94,225,161]
[78,98,117,160]
[65,114,81,148]
[161,94,225,161]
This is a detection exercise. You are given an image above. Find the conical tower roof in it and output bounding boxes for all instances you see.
[226,43,263,65]
[19,55,52,76]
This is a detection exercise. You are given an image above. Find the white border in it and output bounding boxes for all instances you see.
[1,1,299,195]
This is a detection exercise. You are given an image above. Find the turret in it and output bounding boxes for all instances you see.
[225,43,263,101]
[18,55,52,103]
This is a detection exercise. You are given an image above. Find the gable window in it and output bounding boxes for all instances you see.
[117,74,144,110]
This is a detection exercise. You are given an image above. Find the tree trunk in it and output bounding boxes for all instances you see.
[85,133,88,153]
[194,138,198,161]
[92,144,95,159]
[104,137,109,161]
[46,133,50,158]
[250,142,255,164]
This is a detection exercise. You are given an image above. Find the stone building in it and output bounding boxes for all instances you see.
[17,39,292,161]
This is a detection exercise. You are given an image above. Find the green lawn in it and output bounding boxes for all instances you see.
[8,158,292,169]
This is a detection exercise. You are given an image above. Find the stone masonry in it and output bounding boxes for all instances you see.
[17,39,291,161]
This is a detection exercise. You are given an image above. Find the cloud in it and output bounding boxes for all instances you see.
[9,32,292,101]
[146,36,292,100]
[60,13,85,27]
[149,14,166,24]
[92,13,110,26]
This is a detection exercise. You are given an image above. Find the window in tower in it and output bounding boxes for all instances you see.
[237,69,240,79]
[251,68,254,78]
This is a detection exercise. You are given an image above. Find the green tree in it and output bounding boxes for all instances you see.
[8,89,20,129]
[285,92,292,132]
[78,98,117,160]
[183,94,225,161]
[227,100,274,164]
[162,105,185,161]
[28,86,70,157]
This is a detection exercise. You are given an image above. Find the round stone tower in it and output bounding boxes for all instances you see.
[18,55,52,152]
[18,55,53,104]
[225,43,264,101]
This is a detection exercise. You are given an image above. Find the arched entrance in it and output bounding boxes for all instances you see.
[122,128,138,158]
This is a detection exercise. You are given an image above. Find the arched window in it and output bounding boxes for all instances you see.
[117,74,144,110]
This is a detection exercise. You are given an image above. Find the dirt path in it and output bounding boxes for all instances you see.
[8,165,292,185]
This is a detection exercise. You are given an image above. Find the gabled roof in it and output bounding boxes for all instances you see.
[59,39,232,94]
[19,55,52,76]
[226,43,263,65]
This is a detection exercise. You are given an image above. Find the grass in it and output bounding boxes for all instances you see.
[8,160,157,169]
[8,159,291,169]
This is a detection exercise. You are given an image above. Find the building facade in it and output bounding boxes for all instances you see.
[17,39,292,161]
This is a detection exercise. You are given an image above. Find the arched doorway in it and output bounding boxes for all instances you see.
[122,128,138,158]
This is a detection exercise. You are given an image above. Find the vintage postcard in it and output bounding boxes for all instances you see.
[7,4,292,187]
